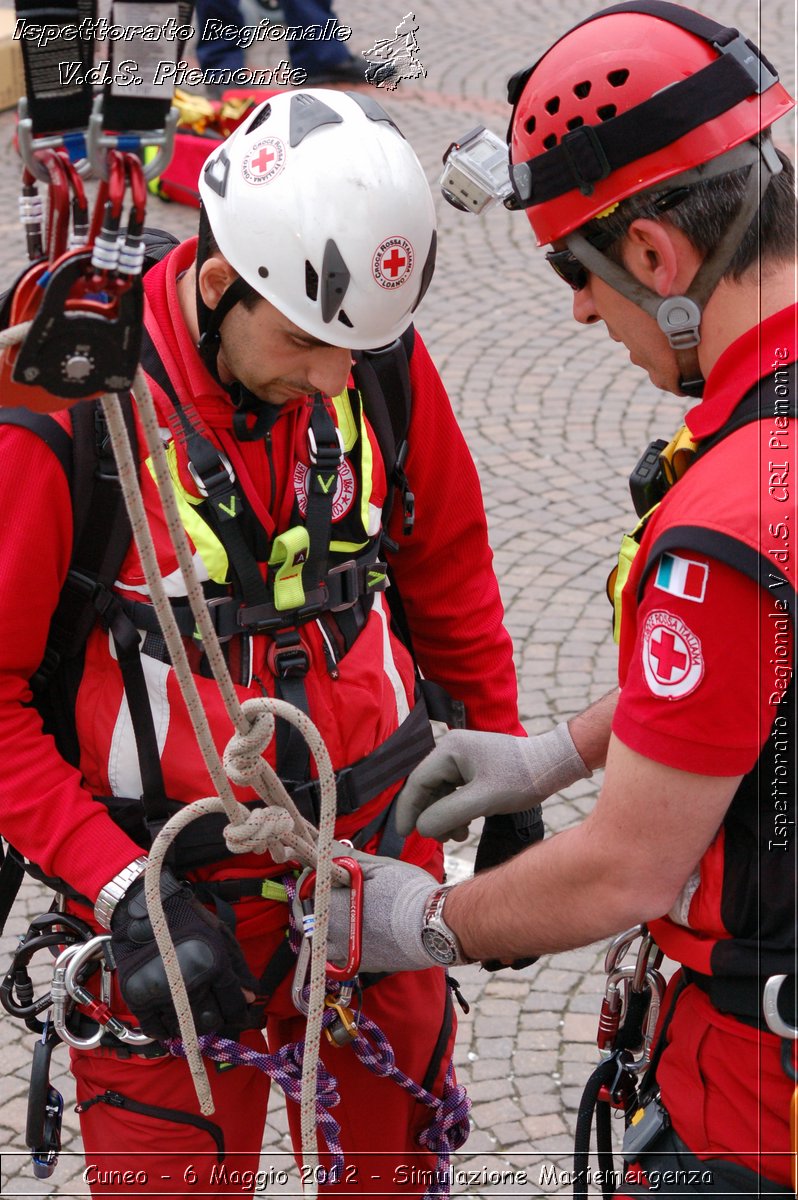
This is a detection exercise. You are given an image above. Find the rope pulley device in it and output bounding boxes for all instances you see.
[13,153,147,402]
[4,0,191,411]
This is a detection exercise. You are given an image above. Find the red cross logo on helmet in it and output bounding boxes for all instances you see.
[372,236,414,290]
[242,137,287,187]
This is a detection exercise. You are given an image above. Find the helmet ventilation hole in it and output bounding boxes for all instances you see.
[597,104,617,121]
[305,261,319,301]
[566,116,584,130]
[337,310,353,328]
[607,69,630,87]
[573,80,591,99]
[245,103,272,135]
[544,95,560,114]
[524,115,536,134]
[543,133,558,149]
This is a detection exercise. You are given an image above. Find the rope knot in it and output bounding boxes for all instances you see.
[223,805,294,857]
[417,1068,472,1155]
[223,698,276,786]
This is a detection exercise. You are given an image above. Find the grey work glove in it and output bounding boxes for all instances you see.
[396,723,591,842]
[325,853,441,976]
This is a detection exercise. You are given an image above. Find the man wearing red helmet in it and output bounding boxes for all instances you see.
[327,2,797,1193]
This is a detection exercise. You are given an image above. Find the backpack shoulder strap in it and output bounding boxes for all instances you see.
[638,525,796,628]
[358,324,415,475]
[0,409,73,474]
[356,324,416,538]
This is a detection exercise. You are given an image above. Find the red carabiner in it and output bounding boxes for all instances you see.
[299,855,363,981]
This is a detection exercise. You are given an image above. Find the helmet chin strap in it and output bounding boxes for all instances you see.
[195,206,254,390]
[567,138,782,398]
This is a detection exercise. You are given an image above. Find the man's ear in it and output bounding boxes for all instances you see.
[623,218,702,298]
[198,255,238,309]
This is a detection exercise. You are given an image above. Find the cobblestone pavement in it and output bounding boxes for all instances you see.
[0,1,795,1196]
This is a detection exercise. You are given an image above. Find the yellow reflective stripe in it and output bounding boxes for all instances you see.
[609,505,659,644]
[609,534,639,645]
[331,384,375,539]
[331,387,358,452]
[359,408,374,535]
[145,444,230,585]
[268,526,310,610]
[329,538,368,554]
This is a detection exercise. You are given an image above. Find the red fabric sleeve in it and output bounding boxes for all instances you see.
[613,549,790,775]
[385,333,523,736]
[0,427,149,902]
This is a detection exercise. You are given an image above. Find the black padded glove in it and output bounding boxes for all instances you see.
[474,809,544,972]
[111,869,259,1039]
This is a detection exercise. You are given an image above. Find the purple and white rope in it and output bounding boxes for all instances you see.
[168,1033,345,1177]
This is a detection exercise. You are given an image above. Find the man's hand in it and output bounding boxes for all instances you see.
[326,854,440,975]
[396,723,591,842]
[111,870,259,1038]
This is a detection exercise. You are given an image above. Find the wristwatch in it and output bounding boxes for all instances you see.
[94,856,149,930]
[421,885,473,966]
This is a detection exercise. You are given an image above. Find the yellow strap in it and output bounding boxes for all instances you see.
[260,879,289,902]
[330,387,358,453]
[659,424,698,486]
[268,526,310,611]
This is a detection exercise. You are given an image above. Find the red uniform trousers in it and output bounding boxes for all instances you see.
[614,980,796,1196]
[73,960,456,1199]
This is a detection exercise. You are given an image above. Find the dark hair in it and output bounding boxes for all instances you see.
[201,226,263,312]
[583,138,796,280]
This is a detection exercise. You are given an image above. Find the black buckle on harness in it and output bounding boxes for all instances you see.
[289,765,355,824]
[327,560,359,612]
[308,425,345,470]
[187,450,236,499]
[267,629,309,679]
[560,125,611,196]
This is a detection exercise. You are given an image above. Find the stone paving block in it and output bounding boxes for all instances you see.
[511,1049,559,1076]
[470,1058,512,1084]
[469,1095,525,1130]
[562,1012,603,1043]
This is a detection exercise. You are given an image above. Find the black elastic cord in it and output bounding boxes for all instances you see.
[77,1090,225,1161]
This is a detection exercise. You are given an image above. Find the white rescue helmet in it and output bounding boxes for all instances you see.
[198,89,437,350]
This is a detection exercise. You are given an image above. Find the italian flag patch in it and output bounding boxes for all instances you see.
[654,553,708,603]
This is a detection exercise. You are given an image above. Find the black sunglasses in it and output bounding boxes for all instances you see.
[545,248,589,292]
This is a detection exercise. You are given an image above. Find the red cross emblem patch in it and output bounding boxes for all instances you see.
[242,137,286,186]
[642,610,704,700]
[372,236,414,290]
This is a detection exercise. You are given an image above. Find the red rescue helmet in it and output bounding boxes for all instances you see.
[508,2,794,245]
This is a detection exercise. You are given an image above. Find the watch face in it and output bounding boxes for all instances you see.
[421,926,457,966]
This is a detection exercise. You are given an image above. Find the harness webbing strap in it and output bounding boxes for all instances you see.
[286,691,436,825]
[15,0,95,137]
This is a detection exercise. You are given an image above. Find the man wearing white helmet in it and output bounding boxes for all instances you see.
[0,89,533,1194]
